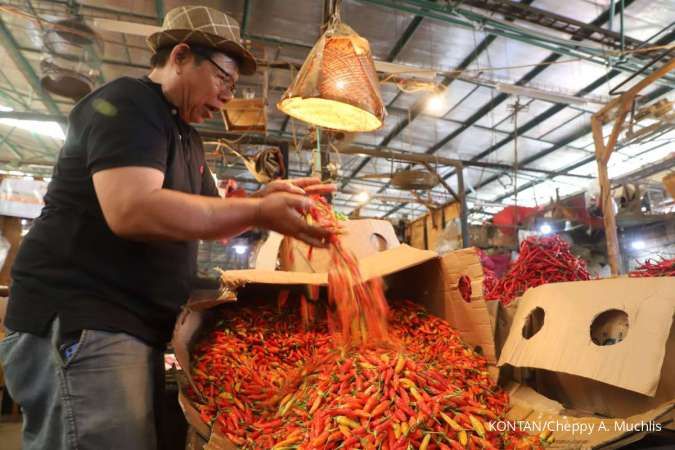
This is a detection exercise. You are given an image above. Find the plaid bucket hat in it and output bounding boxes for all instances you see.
[147,5,256,75]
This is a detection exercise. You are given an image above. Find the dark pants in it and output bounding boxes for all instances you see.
[0,317,165,450]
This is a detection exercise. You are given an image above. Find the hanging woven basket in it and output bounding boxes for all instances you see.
[277,22,386,132]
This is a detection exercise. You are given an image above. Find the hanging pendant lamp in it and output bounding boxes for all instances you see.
[277,21,386,132]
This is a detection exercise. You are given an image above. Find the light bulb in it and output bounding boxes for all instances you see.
[354,191,369,203]
[426,94,445,113]
[631,240,645,250]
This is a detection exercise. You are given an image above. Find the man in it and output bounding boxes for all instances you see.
[0,6,331,450]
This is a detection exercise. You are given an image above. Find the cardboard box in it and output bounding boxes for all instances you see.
[174,245,495,447]
[173,247,675,449]
[499,278,675,419]
[278,219,399,273]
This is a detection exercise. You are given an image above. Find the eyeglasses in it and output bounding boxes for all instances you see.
[204,55,237,95]
[187,46,237,95]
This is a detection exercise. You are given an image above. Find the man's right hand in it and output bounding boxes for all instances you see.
[254,193,332,248]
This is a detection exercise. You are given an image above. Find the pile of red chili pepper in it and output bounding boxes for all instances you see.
[188,300,545,449]
[628,257,675,277]
[476,250,499,300]
[484,236,590,305]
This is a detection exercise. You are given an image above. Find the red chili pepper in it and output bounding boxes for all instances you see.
[629,257,675,278]
[481,236,591,304]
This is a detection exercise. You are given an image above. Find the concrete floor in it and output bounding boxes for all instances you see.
[0,420,21,450]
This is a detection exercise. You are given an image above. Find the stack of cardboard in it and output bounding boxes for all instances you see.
[173,219,675,449]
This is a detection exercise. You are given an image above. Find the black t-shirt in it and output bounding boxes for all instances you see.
[6,76,220,346]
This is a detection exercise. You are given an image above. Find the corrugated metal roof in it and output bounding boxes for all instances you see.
[0,0,672,220]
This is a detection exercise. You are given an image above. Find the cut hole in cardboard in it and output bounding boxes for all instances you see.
[591,309,629,346]
[369,233,388,252]
[457,275,472,303]
[474,345,483,355]
[522,307,545,339]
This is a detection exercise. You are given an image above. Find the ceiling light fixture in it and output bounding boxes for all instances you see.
[277,16,386,132]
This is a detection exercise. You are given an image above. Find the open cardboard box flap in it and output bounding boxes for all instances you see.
[219,244,437,288]
[498,277,674,396]
[505,383,675,449]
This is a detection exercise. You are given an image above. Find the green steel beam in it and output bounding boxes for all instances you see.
[345,24,527,192]
[444,72,619,171]
[242,33,313,50]
[487,84,672,203]
[24,1,670,86]
[0,17,64,118]
[359,0,675,87]
[120,33,134,66]
[340,1,541,192]
[0,127,21,159]
[241,0,251,36]
[0,127,58,160]
[609,0,616,35]
[0,89,27,110]
[155,0,165,24]
[340,33,497,189]
[0,69,30,109]
[440,27,675,191]
[0,137,46,163]
[28,130,57,158]
[620,0,625,55]
[1,140,25,161]
[0,137,57,160]
[378,1,649,218]
[386,15,423,62]
[0,87,72,107]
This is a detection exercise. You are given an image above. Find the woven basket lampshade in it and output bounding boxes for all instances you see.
[278,23,386,132]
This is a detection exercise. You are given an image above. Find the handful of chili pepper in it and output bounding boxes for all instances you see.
[302,194,391,347]
[484,236,590,305]
[628,257,675,277]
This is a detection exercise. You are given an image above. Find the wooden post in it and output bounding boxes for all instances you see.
[591,56,675,276]
[591,102,631,276]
